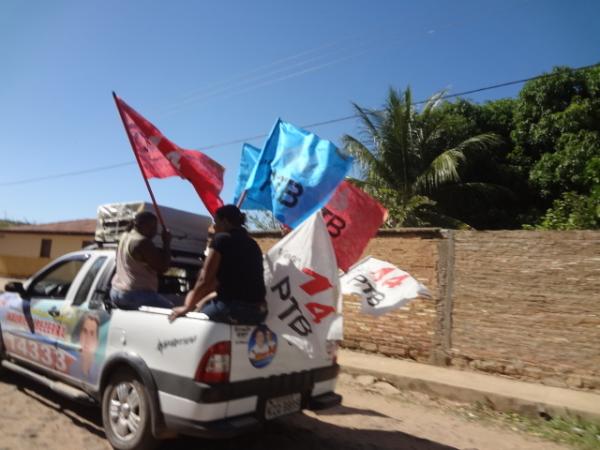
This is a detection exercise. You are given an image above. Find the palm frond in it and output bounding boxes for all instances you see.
[343,135,397,188]
[379,87,415,199]
[417,207,474,229]
[342,135,375,164]
[413,149,466,192]
[413,91,449,163]
[382,194,436,228]
[421,90,447,117]
[454,133,503,153]
[351,102,383,147]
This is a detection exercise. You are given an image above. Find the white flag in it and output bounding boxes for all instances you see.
[264,212,343,358]
[340,256,431,316]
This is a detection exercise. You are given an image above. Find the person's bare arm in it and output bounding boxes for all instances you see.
[168,249,221,322]
[131,231,171,273]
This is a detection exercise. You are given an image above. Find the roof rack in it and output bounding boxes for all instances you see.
[95,202,211,258]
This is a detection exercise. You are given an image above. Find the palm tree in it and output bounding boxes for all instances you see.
[343,87,504,228]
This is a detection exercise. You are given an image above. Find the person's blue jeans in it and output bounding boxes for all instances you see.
[110,288,173,310]
[201,298,267,324]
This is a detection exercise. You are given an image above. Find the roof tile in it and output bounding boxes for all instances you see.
[4,219,96,235]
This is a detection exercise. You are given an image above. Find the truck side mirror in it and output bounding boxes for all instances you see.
[4,282,25,296]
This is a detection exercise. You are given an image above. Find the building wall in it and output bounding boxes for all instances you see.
[0,232,93,277]
[253,229,600,392]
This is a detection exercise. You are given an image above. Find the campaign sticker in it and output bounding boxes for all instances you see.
[248,325,277,368]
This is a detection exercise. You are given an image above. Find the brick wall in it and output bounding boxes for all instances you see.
[341,231,442,363]
[253,229,600,392]
[450,231,600,390]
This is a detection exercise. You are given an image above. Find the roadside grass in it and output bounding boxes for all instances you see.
[343,372,600,449]
[464,402,600,450]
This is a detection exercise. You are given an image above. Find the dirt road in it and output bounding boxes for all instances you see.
[0,371,569,450]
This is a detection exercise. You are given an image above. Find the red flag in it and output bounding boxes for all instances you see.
[114,95,224,216]
[322,181,387,272]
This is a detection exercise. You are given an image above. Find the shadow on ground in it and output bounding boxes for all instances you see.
[2,371,457,450]
[3,371,105,438]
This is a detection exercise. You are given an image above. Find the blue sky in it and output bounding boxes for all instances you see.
[1,0,598,223]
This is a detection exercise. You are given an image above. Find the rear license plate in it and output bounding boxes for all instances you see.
[265,393,301,420]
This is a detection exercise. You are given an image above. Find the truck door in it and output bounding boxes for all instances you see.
[3,255,89,374]
[54,254,111,386]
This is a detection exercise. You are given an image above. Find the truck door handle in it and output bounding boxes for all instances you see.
[48,307,60,318]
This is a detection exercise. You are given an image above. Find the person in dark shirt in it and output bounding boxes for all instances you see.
[168,204,267,324]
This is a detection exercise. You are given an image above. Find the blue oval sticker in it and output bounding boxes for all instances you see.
[248,325,277,368]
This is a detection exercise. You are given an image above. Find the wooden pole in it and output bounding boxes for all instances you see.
[112,91,166,229]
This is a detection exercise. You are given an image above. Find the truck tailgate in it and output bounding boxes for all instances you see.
[229,324,334,380]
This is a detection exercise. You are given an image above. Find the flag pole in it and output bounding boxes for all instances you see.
[112,91,166,230]
[236,189,248,208]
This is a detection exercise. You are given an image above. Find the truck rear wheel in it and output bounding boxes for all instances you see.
[102,369,158,450]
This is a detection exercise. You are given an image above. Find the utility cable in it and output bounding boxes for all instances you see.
[1,62,598,187]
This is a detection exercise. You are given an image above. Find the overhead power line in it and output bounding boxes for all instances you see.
[0,162,136,186]
[160,4,512,117]
[159,35,370,117]
[198,61,600,150]
[2,61,598,187]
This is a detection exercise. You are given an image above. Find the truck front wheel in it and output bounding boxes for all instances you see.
[102,369,159,450]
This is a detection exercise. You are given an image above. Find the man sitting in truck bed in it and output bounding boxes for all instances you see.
[110,211,174,309]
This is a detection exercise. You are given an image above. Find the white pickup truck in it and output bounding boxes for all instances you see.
[0,246,341,450]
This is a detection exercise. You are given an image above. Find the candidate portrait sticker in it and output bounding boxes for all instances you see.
[248,325,277,368]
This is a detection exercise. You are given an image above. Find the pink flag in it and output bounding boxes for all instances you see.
[322,181,387,272]
[115,95,224,216]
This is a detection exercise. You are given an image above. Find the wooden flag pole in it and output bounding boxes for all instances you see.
[112,91,167,230]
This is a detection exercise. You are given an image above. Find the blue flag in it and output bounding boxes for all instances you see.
[233,143,263,210]
[242,119,353,228]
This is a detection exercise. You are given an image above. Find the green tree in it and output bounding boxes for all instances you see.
[426,98,525,229]
[536,191,599,230]
[343,87,504,228]
[511,65,600,229]
[0,219,29,228]
[511,67,594,169]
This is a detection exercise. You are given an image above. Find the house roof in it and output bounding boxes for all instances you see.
[2,219,96,236]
